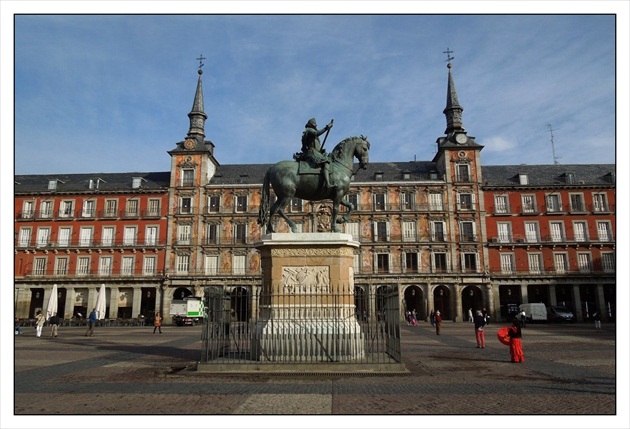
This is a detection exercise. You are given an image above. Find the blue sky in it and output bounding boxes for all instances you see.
[8,12,621,175]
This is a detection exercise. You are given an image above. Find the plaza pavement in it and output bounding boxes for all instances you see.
[6,319,624,428]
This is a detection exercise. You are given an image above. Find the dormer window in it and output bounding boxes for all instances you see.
[564,172,575,184]
[132,177,145,189]
[374,172,384,181]
[518,173,529,185]
[89,177,106,190]
[402,171,410,180]
[429,170,439,180]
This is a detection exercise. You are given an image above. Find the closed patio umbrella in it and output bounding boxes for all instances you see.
[46,284,58,320]
[95,284,107,320]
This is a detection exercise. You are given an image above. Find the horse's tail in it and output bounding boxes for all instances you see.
[258,169,271,229]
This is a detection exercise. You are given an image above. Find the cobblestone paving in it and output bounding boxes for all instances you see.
[7,321,623,426]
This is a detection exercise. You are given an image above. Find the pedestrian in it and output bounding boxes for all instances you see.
[153,312,162,334]
[435,310,443,335]
[482,308,490,325]
[429,310,435,326]
[412,309,418,324]
[35,310,45,338]
[508,318,525,363]
[474,310,486,348]
[49,312,61,337]
[593,311,601,330]
[85,308,97,337]
[518,310,527,328]
[468,308,474,323]
[15,317,23,335]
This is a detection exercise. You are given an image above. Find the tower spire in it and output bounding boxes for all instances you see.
[442,49,465,135]
[187,57,208,141]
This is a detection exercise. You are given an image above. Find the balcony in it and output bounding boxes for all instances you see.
[15,238,166,249]
[488,234,615,246]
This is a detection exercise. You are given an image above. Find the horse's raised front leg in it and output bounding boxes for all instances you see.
[331,201,341,233]
[336,198,355,224]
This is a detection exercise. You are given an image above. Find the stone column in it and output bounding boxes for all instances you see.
[548,284,557,306]
[453,285,462,322]
[64,287,74,319]
[572,284,583,321]
[132,287,142,318]
[520,284,529,304]
[109,287,119,319]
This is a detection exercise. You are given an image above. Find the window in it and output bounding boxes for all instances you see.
[597,221,612,241]
[433,253,448,272]
[48,180,58,190]
[58,227,71,247]
[176,255,190,274]
[125,199,139,217]
[430,221,446,242]
[344,222,359,241]
[570,194,585,212]
[353,254,361,273]
[33,258,47,275]
[494,195,508,214]
[376,253,390,273]
[40,201,53,219]
[521,195,537,214]
[147,199,160,217]
[22,201,34,218]
[206,224,218,245]
[79,227,93,247]
[208,195,220,213]
[99,256,113,275]
[373,193,386,211]
[429,193,444,211]
[54,257,68,275]
[528,253,543,274]
[601,252,615,272]
[234,224,247,244]
[132,177,143,189]
[177,225,191,245]
[205,255,219,275]
[460,222,475,242]
[565,172,575,184]
[176,197,190,214]
[573,221,587,242]
[554,253,569,273]
[497,223,511,243]
[104,199,117,217]
[374,221,389,242]
[494,195,509,214]
[456,164,470,182]
[346,194,359,211]
[36,228,50,247]
[402,221,416,241]
[458,193,473,210]
[500,253,515,273]
[549,222,564,243]
[102,227,115,246]
[123,226,136,246]
[181,169,194,187]
[143,256,157,275]
[59,200,74,218]
[235,195,248,212]
[290,198,303,212]
[401,192,415,210]
[233,254,246,275]
[463,253,478,272]
[145,226,158,246]
[121,256,134,275]
[592,194,608,212]
[18,228,31,247]
[546,194,562,213]
[77,257,90,276]
[82,200,96,218]
[405,252,419,272]
[524,222,539,243]
[577,253,592,272]
[518,173,529,185]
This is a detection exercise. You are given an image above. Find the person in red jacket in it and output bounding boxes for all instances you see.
[435,310,443,335]
[508,318,525,362]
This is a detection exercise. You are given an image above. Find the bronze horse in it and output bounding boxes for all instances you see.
[258,135,370,233]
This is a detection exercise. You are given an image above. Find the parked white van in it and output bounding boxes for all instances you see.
[519,303,547,322]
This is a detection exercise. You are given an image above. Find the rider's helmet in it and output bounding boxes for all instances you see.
[305,118,317,129]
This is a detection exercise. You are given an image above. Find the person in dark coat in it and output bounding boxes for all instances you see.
[473,310,486,348]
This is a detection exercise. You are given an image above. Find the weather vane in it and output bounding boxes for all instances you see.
[443,48,454,64]
[196,54,206,70]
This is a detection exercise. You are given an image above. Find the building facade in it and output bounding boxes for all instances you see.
[14,64,616,324]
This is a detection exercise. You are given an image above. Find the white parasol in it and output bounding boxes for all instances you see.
[46,284,58,319]
[95,284,107,320]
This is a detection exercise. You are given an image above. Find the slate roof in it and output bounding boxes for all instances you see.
[481,164,616,187]
[14,172,171,194]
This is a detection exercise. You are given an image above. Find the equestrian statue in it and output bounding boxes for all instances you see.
[258,118,370,233]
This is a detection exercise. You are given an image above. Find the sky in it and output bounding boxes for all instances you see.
[7,10,624,176]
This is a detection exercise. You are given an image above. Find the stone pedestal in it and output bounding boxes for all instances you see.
[253,233,365,362]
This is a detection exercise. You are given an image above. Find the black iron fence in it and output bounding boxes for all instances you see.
[200,286,401,369]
